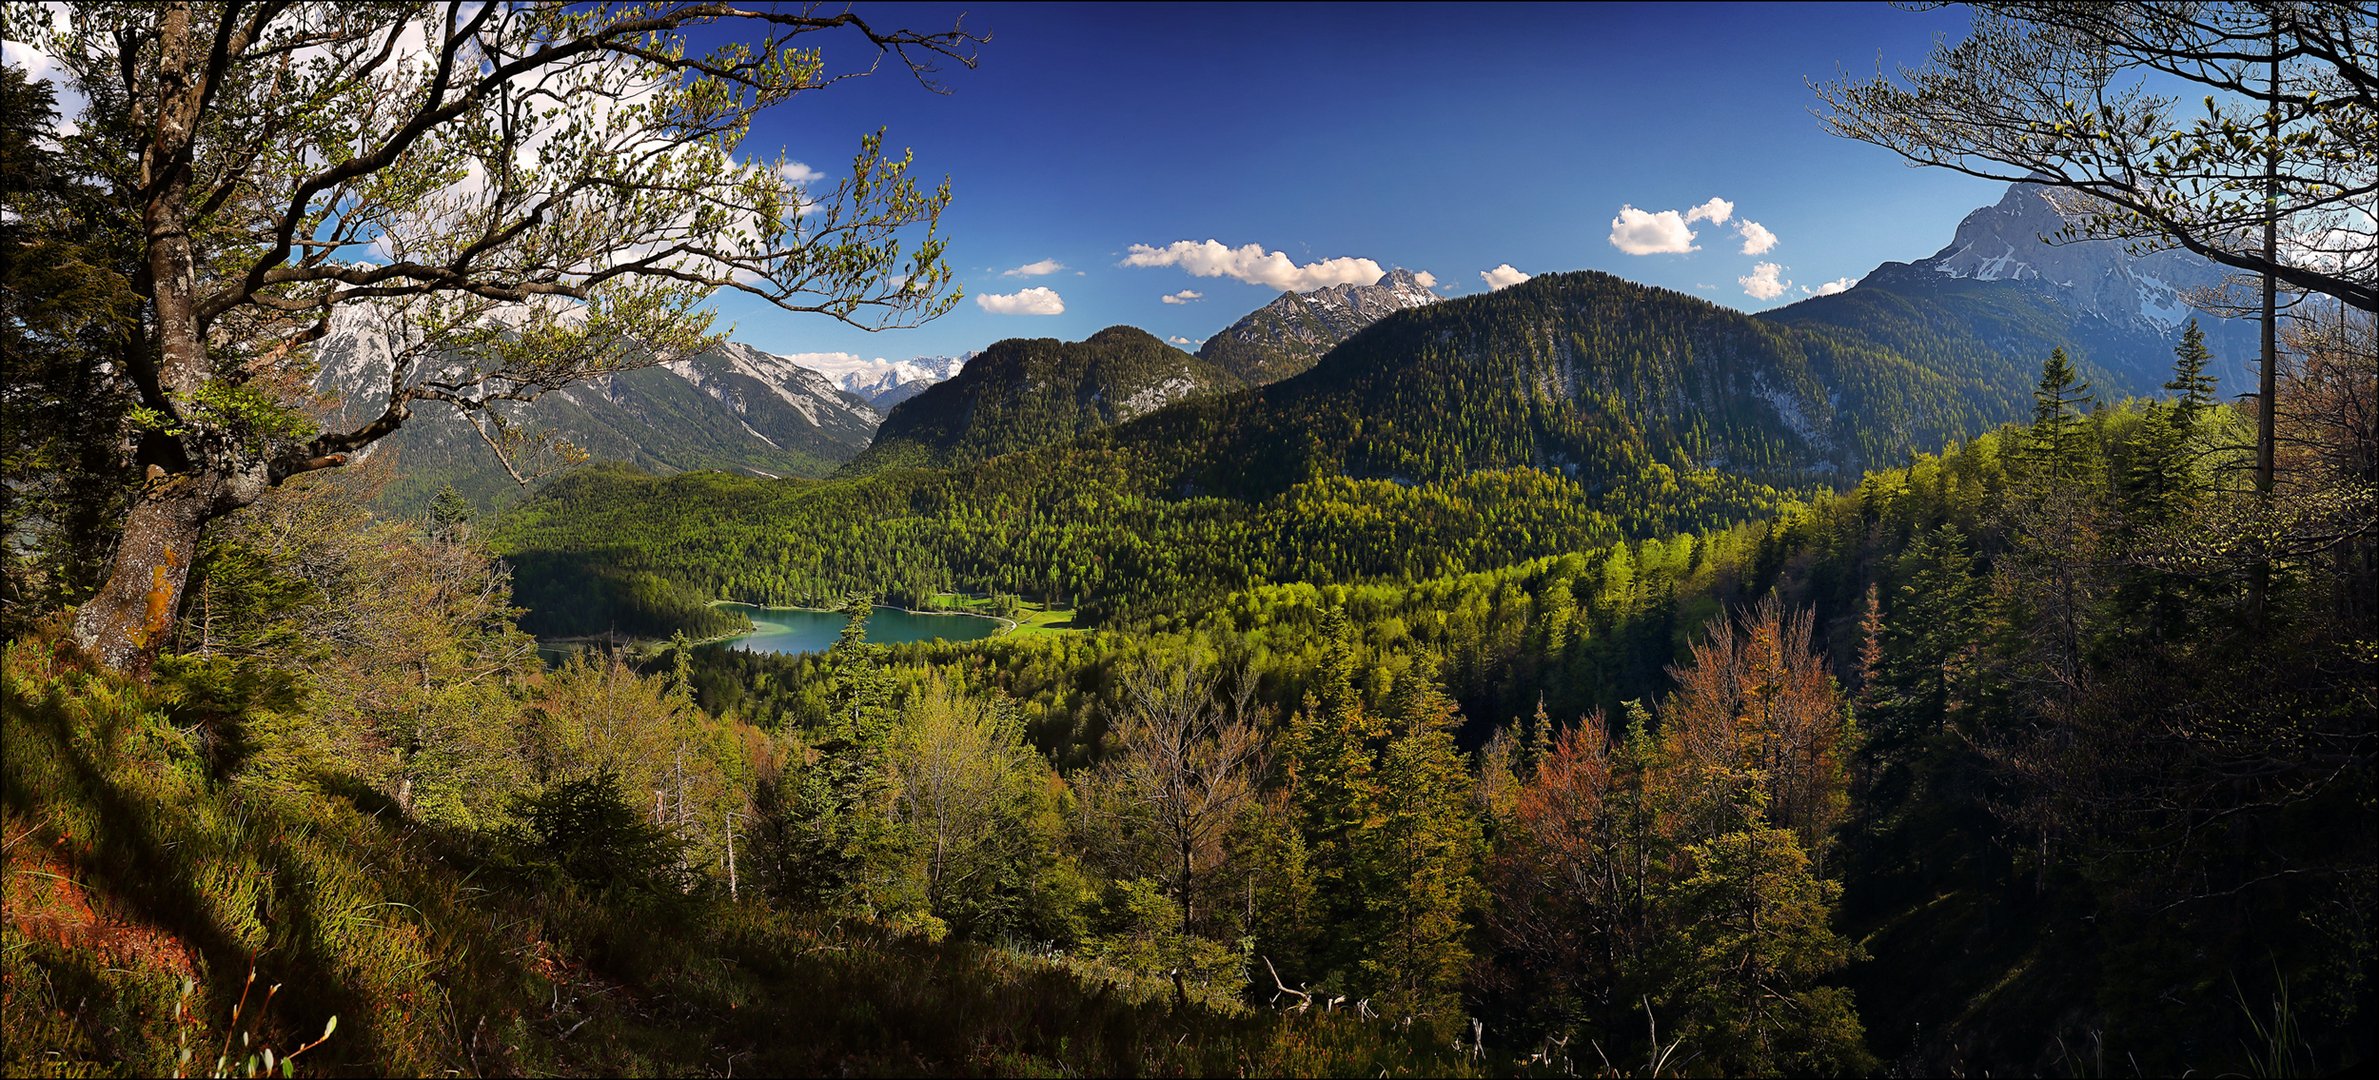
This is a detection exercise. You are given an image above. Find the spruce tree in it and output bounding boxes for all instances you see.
[427,484,475,539]
[2029,348,2095,480]
[1352,675,1483,1015]
[2165,318,2220,432]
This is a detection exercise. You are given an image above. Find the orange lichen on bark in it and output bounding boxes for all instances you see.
[131,545,182,647]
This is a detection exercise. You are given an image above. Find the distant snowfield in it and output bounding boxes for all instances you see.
[777,350,975,408]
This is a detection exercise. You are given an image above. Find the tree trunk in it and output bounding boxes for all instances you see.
[2251,33,2281,626]
[71,2,255,673]
[71,475,217,672]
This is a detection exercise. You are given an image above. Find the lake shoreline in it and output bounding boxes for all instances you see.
[708,598,1021,636]
[702,600,1011,655]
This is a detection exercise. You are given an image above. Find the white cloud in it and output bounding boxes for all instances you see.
[1002,258,1066,278]
[1609,205,1699,255]
[1480,264,1531,290]
[1736,220,1778,256]
[1739,262,1790,300]
[2,38,59,82]
[1159,289,1203,305]
[1167,335,1204,347]
[3,34,83,135]
[775,160,825,185]
[1411,270,1438,289]
[779,351,879,373]
[976,286,1065,315]
[1122,240,1384,292]
[1807,276,1857,297]
[1684,197,1734,225]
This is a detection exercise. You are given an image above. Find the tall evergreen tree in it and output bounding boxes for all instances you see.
[2029,348,2096,480]
[2165,318,2220,431]
[777,595,928,927]
[1350,674,1483,1015]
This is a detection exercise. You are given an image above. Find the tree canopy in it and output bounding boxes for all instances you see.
[1815,1,2377,312]
[6,0,977,668]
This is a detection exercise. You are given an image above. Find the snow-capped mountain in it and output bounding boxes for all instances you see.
[1906,182,2236,335]
[308,308,884,511]
[1822,181,2260,392]
[780,352,975,408]
[1198,268,1441,384]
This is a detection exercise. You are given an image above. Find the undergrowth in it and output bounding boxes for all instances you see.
[0,630,1477,1076]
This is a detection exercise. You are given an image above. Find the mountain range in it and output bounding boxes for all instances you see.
[860,183,2256,500]
[784,352,976,408]
[326,180,2256,514]
[312,322,886,512]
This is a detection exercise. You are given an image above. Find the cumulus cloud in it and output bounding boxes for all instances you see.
[1002,258,1066,278]
[3,36,83,135]
[1684,197,1734,225]
[1480,264,1532,290]
[1739,262,1790,300]
[1167,335,1204,347]
[976,287,1065,315]
[1159,289,1203,305]
[1411,270,1438,289]
[1122,240,1385,292]
[759,160,829,217]
[778,351,880,374]
[1609,205,1700,255]
[1807,276,1857,297]
[1736,220,1778,256]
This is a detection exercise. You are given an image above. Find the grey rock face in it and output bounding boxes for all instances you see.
[1904,182,2242,336]
[1197,268,1441,384]
[308,308,884,510]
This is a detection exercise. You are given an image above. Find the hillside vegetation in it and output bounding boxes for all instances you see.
[0,489,1480,1078]
[853,327,1243,472]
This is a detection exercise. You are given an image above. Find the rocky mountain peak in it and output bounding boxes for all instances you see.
[1908,182,2232,334]
[788,351,975,408]
[304,307,885,508]
[1196,267,1441,385]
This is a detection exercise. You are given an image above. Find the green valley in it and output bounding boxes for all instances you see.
[6,4,2371,1079]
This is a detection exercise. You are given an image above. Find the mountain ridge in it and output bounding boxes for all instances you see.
[850,326,1241,471]
[309,310,884,511]
[1195,267,1441,384]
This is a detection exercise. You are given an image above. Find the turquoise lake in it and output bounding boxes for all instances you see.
[709,603,1002,655]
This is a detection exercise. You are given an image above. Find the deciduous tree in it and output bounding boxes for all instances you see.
[13,1,976,670]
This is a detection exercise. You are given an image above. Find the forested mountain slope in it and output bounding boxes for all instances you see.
[850,326,1245,471]
[1112,270,1994,498]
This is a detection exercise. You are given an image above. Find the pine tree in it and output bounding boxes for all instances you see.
[1288,609,1387,861]
[427,483,475,537]
[1665,824,1872,1075]
[1351,674,1483,1015]
[2029,348,2095,480]
[1878,525,1984,741]
[778,595,928,927]
[2165,318,2220,432]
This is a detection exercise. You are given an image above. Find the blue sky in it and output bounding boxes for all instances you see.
[708,1,2012,362]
